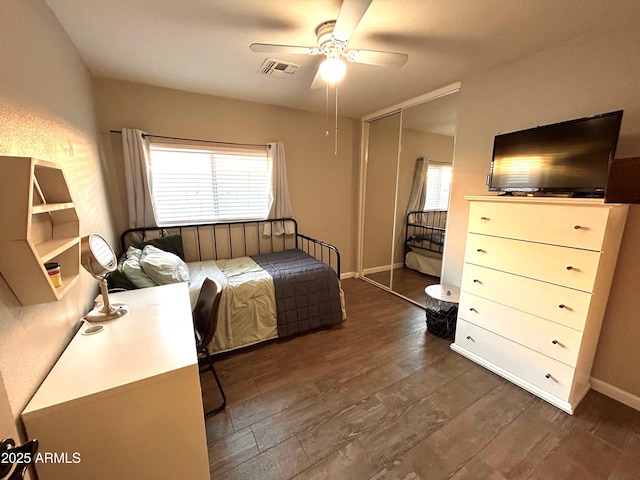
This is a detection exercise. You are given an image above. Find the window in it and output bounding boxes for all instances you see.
[149,141,271,226]
[424,163,452,211]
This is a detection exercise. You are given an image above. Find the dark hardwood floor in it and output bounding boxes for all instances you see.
[364,267,440,306]
[201,278,640,480]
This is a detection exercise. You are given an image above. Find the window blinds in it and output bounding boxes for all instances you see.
[424,163,452,211]
[149,143,270,226]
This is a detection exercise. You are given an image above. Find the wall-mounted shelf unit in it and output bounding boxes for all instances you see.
[0,156,80,305]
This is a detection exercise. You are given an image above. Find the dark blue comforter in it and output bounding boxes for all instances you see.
[251,249,343,338]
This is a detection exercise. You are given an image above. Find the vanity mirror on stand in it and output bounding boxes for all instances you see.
[81,233,128,323]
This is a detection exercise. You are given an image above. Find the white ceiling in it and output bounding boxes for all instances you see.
[46,0,640,120]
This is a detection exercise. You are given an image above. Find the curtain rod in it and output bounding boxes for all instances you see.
[109,130,269,148]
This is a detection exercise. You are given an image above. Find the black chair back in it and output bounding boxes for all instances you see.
[191,277,227,415]
[193,278,222,348]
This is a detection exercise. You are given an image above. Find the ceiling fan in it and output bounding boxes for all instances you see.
[249,0,408,87]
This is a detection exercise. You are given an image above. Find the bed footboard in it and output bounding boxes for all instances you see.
[297,233,341,278]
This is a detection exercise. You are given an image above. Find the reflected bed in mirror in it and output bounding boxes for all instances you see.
[404,210,446,276]
[394,209,447,305]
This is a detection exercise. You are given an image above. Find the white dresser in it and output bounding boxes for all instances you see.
[451,196,628,413]
[22,283,211,479]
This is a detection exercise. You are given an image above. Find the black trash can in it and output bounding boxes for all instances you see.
[425,285,460,338]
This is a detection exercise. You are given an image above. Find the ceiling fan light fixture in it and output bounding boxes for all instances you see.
[319,56,347,83]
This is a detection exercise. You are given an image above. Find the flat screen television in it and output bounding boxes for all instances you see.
[488,110,623,196]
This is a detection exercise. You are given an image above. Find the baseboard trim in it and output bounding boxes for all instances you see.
[362,262,404,275]
[362,265,391,275]
[340,271,357,280]
[590,377,640,412]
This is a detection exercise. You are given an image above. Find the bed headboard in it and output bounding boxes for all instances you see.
[405,210,447,257]
[121,218,298,261]
[120,218,341,277]
[406,210,447,229]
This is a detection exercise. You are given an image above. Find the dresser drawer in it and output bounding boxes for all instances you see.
[467,201,609,251]
[464,234,600,292]
[460,264,592,331]
[458,293,582,366]
[455,320,574,400]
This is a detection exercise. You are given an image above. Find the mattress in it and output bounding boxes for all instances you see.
[405,249,442,277]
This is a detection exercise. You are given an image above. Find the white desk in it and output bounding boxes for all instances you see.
[22,283,210,480]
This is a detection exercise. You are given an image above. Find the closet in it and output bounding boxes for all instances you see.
[359,83,460,306]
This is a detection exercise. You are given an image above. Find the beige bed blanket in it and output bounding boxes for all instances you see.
[188,257,278,353]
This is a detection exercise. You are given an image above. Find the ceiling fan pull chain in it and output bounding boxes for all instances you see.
[335,82,339,155]
[325,82,330,137]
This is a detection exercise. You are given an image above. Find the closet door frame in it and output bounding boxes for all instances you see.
[357,82,461,301]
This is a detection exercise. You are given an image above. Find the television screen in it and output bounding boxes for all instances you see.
[489,110,623,195]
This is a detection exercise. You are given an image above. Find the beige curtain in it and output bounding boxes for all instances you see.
[122,128,158,228]
[265,141,294,235]
[406,157,428,213]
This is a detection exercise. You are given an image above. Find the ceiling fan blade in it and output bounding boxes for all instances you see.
[249,43,316,55]
[346,49,408,67]
[332,0,373,44]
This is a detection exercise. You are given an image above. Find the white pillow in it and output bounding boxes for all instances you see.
[140,245,190,285]
[122,246,158,288]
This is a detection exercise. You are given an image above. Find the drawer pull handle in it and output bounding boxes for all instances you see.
[466,335,473,340]
[477,248,486,253]
[566,266,573,270]
[545,373,552,379]
[480,216,490,221]
[558,304,565,309]
[473,279,482,284]
[552,339,558,345]
[574,225,582,229]
[469,307,478,313]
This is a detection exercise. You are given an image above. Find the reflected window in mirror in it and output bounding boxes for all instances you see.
[425,163,452,211]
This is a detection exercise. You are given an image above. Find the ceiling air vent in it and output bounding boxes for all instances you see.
[258,58,299,79]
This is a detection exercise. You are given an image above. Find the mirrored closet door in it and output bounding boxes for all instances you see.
[360,84,459,306]
[362,112,401,288]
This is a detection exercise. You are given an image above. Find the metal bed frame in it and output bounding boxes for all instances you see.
[120,218,341,277]
[404,210,447,266]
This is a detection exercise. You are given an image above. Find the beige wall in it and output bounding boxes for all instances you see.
[0,373,20,452]
[92,78,359,274]
[0,0,115,431]
[443,21,640,398]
